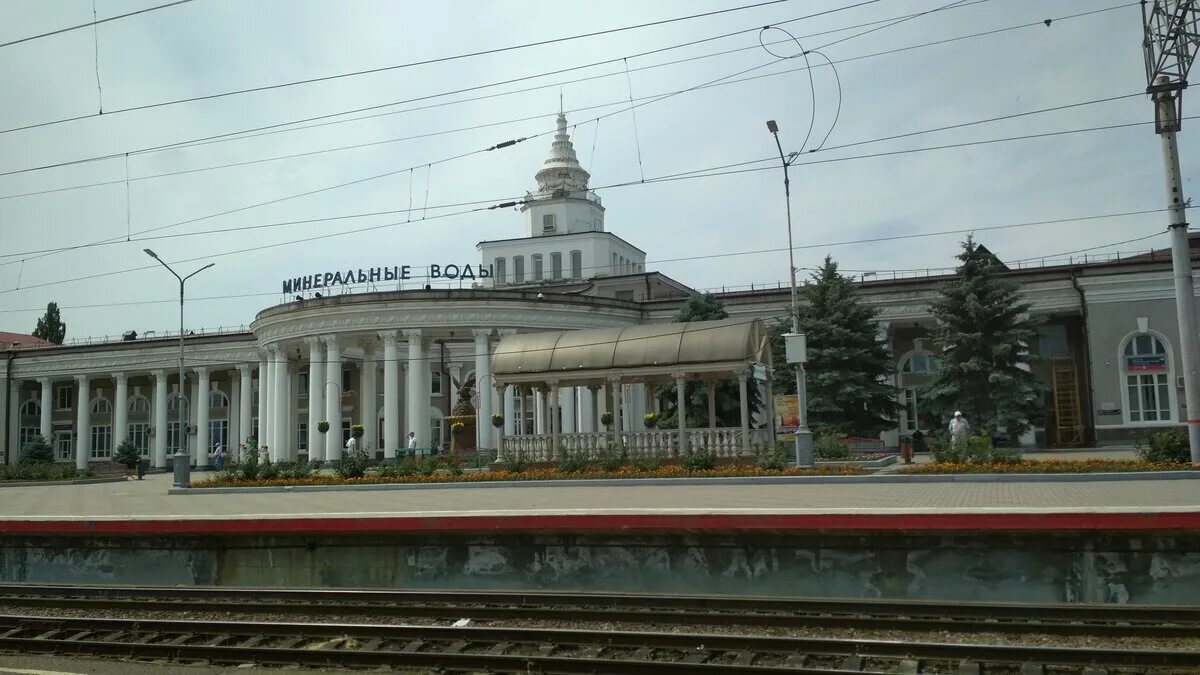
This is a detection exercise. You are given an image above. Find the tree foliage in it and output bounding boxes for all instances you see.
[772,257,895,436]
[20,435,54,464]
[32,302,66,345]
[920,237,1046,443]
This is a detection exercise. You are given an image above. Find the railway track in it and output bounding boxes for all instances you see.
[2,583,1199,638]
[1,614,1197,674]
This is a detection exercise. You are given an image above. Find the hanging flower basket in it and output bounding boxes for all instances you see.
[451,421,466,436]
[600,411,614,427]
[643,412,659,428]
[491,413,505,428]
[317,421,330,434]
[351,424,365,439]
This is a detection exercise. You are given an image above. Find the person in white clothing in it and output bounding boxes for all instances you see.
[407,431,417,455]
[948,411,971,447]
[345,435,357,454]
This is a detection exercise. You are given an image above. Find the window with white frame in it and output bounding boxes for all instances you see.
[299,373,308,398]
[542,213,556,232]
[900,351,936,373]
[91,398,112,415]
[900,389,919,434]
[55,385,72,411]
[209,390,229,410]
[209,420,228,450]
[550,252,563,280]
[513,255,525,283]
[166,421,184,453]
[570,250,582,279]
[18,426,39,450]
[19,399,39,418]
[532,254,544,281]
[54,422,72,461]
[128,395,150,415]
[90,425,112,459]
[128,423,150,457]
[495,257,506,284]
[342,418,352,445]
[1124,333,1173,423]
[297,422,308,451]
[430,371,443,396]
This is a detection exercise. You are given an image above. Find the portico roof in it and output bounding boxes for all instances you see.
[492,318,770,382]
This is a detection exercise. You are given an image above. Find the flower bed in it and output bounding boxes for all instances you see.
[897,459,1198,475]
[195,463,868,488]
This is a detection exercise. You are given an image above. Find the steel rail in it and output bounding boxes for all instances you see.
[1,614,1199,672]
[1,584,1198,637]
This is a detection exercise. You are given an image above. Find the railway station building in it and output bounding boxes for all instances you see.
[2,113,1198,467]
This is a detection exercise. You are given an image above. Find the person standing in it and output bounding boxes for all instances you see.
[211,442,224,470]
[949,411,971,447]
[345,434,358,455]
[407,431,417,456]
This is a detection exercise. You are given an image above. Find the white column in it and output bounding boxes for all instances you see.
[473,329,493,449]
[188,378,199,463]
[113,373,129,449]
[324,337,343,462]
[305,337,324,462]
[381,331,399,459]
[38,377,52,441]
[195,367,210,467]
[517,387,526,435]
[361,338,378,455]
[229,370,241,457]
[503,385,516,438]
[238,365,253,448]
[561,387,576,434]
[404,329,426,451]
[286,365,298,461]
[579,386,595,433]
[675,373,688,455]
[739,372,750,456]
[257,353,269,449]
[534,389,545,434]
[610,376,623,453]
[549,382,561,459]
[153,369,168,468]
[272,346,288,462]
[74,375,90,469]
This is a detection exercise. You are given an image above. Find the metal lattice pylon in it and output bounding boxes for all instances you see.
[1143,0,1200,130]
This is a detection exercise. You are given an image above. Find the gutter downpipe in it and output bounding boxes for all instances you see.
[3,350,13,466]
[1070,270,1096,446]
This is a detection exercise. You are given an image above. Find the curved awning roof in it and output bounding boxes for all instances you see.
[492,318,770,379]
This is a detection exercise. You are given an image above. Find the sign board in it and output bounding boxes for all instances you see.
[774,394,798,442]
[784,333,807,364]
[281,264,494,294]
[1126,355,1167,373]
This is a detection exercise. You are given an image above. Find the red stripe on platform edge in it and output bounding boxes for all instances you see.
[2,512,1200,535]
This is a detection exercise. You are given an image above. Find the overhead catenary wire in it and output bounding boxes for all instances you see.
[0,0,1012,180]
[0,111,1178,262]
[0,0,195,49]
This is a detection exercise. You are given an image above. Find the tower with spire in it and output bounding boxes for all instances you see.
[521,112,605,237]
[477,112,646,287]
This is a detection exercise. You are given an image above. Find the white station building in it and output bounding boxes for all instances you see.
[4,113,1200,468]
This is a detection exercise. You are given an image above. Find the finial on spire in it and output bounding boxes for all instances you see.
[559,88,563,116]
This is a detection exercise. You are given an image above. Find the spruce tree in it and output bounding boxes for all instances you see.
[921,236,1046,443]
[32,302,66,345]
[771,256,895,436]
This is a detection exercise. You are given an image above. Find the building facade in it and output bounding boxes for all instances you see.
[3,115,1199,465]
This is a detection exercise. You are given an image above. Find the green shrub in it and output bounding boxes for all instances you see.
[0,462,87,482]
[556,448,591,473]
[814,435,850,460]
[632,455,663,472]
[596,442,626,472]
[258,458,280,480]
[1136,429,1191,464]
[334,449,370,479]
[499,447,531,473]
[275,460,316,480]
[440,454,465,476]
[681,446,718,472]
[20,435,54,464]
[113,441,140,469]
[756,443,790,471]
[932,433,1023,465]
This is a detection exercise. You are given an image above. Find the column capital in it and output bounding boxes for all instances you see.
[112,372,127,381]
[586,383,602,392]
[37,376,51,386]
[321,336,341,349]
[737,371,748,382]
[303,336,322,347]
[672,372,687,381]
[152,369,167,379]
[258,348,271,360]
[471,328,493,341]
[360,336,378,353]
[607,374,622,384]
[193,366,209,377]
[402,328,423,340]
[74,374,89,385]
[236,364,252,375]
[378,330,398,342]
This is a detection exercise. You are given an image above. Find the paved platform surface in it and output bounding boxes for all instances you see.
[1,471,1199,534]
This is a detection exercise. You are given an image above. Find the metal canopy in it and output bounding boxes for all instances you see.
[492,318,770,379]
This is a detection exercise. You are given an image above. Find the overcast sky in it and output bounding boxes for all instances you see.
[0,0,1187,340]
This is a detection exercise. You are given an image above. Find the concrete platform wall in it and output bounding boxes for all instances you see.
[3,531,1200,605]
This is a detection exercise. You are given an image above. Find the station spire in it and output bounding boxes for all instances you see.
[534,110,591,197]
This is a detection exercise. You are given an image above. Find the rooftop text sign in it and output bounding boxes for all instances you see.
[282,264,493,294]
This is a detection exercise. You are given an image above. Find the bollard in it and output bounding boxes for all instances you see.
[136,459,147,481]
[172,451,191,488]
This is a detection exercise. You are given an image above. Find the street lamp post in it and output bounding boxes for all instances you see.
[144,249,214,487]
[766,120,814,467]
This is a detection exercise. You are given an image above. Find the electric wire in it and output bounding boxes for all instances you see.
[0,0,195,49]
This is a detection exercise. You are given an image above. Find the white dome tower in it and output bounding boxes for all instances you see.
[521,113,605,237]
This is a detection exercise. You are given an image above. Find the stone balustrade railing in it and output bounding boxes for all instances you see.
[500,428,771,462]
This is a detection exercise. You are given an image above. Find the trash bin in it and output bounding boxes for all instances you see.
[136,459,148,480]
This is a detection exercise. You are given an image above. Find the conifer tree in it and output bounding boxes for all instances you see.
[921,236,1046,442]
[32,302,66,345]
[772,256,895,436]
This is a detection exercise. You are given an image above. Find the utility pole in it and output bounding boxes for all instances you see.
[1142,0,1200,463]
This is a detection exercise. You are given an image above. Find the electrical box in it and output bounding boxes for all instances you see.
[784,333,807,364]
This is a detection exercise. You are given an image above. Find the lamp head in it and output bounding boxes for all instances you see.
[143,248,159,259]
[766,119,779,134]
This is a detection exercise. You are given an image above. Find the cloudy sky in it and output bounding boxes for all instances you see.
[0,0,1187,340]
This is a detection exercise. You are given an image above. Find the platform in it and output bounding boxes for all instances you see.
[1,471,1199,535]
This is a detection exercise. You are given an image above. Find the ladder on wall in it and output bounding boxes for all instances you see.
[1052,360,1083,447]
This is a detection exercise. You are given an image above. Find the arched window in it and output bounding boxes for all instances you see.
[209,390,229,409]
[1122,332,1174,423]
[19,399,39,417]
[513,255,525,283]
[91,398,112,415]
[570,250,582,279]
[531,254,544,281]
[128,396,150,414]
[494,257,507,284]
[900,352,936,373]
[168,395,188,413]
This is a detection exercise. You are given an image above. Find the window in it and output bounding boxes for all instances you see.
[514,255,525,283]
[900,389,919,433]
[251,417,259,443]
[128,423,151,457]
[1124,333,1172,423]
[570,250,582,279]
[532,254,544,281]
[297,422,308,451]
[298,373,309,398]
[342,418,352,445]
[19,426,39,450]
[90,425,112,459]
[550,252,563,280]
[166,422,184,453]
[91,398,112,415]
[54,422,72,461]
[612,252,618,272]
[430,407,445,451]
[1038,325,1070,358]
[495,257,506,284]
[209,390,229,409]
[542,213,556,233]
[55,386,72,411]
[343,368,352,393]
[209,420,229,450]
[19,399,39,417]
[431,371,443,396]
[900,352,936,373]
[168,395,188,414]
[128,396,150,415]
